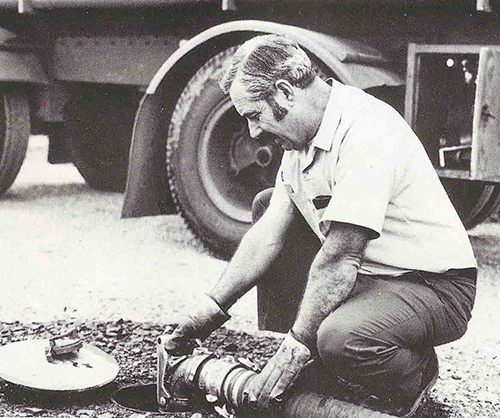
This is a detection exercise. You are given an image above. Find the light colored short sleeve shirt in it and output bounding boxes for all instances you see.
[273,80,477,276]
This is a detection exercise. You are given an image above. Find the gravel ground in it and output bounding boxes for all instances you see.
[0,136,499,417]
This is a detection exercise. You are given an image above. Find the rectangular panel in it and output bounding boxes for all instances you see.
[471,47,500,180]
[53,35,182,87]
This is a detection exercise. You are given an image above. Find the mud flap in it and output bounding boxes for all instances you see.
[122,92,175,218]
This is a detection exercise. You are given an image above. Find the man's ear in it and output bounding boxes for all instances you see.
[275,79,295,102]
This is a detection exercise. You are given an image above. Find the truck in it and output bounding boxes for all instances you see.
[1,0,500,259]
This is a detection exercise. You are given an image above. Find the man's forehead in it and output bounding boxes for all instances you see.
[230,81,255,116]
[232,98,253,117]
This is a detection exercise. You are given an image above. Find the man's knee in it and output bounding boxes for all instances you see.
[316,314,358,362]
[316,313,395,365]
[315,314,421,398]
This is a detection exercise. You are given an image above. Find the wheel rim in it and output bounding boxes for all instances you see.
[198,96,282,224]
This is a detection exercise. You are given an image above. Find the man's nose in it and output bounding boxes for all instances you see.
[248,120,262,139]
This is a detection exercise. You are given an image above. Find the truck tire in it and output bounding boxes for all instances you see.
[441,179,500,229]
[64,87,142,192]
[167,45,335,258]
[166,46,286,258]
[0,88,30,196]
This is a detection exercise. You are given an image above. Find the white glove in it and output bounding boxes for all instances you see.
[243,331,312,411]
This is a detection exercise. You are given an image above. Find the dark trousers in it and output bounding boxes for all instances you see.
[253,188,477,401]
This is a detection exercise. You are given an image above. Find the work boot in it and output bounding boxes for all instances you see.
[362,348,439,417]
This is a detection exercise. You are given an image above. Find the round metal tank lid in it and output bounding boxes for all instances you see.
[0,339,119,392]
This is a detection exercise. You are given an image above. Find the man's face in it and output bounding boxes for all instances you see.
[229,80,308,151]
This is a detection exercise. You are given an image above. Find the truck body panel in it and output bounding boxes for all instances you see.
[0,50,47,84]
[0,28,47,84]
[54,35,183,86]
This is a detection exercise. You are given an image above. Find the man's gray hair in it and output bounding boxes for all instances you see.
[219,34,316,100]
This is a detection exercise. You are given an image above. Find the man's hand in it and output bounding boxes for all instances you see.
[161,294,230,356]
[243,332,312,411]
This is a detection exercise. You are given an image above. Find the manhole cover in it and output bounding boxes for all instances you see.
[0,339,119,392]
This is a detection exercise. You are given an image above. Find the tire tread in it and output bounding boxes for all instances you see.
[0,89,30,195]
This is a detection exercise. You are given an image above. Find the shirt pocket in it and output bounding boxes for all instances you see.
[303,178,332,209]
[284,181,331,241]
[312,195,332,209]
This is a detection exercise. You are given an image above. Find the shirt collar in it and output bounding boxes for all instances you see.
[312,79,343,151]
[300,79,343,170]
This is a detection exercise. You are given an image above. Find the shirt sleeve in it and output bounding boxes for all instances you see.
[320,119,397,239]
[266,160,295,216]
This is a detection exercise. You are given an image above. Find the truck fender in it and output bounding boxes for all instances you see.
[147,20,403,94]
[0,29,48,85]
[122,20,404,218]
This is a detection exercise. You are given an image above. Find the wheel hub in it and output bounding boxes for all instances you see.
[255,145,273,168]
[229,126,275,175]
[199,99,281,224]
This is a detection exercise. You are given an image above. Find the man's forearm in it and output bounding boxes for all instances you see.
[208,218,285,312]
[292,222,368,350]
[292,255,358,349]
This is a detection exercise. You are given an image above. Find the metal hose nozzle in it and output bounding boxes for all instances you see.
[156,336,397,417]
